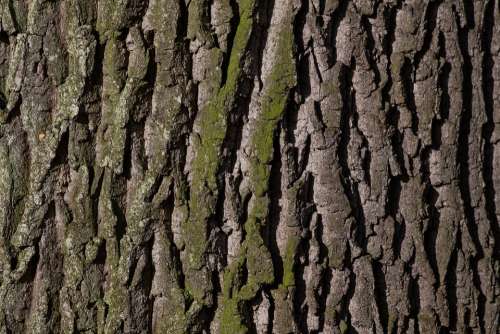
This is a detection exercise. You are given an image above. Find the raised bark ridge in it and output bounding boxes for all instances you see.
[0,0,498,333]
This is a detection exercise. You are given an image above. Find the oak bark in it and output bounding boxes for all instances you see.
[0,0,498,333]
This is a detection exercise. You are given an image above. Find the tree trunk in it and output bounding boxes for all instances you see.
[0,0,498,333]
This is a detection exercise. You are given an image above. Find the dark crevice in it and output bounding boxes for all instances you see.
[360,15,380,87]
[177,0,189,40]
[432,59,451,149]
[338,65,356,213]
[94,239,107,265]
[296,41,312,98]
[406,256,421,334]
[454,5,485,264]
[392,215,406,264]
[401,58,418,134]
[444,232,459,332]
[372,261,389,333]
[339,63,367,250]
[423,184,441,282]
[386,174,402,219]
[343,265,357,332]
[479,0,498,329]
[146,239,156,334]
[267,125,283,290]
[144,42,157,91]
[17,243,40,284]
[414,0,442,69]
[293,174,314,332]
[49,129,69,170]
[110,176,128,254]
[325,0,349,66]
[383,0,400,72]
[221,0,242,87]
[316,270,331,332]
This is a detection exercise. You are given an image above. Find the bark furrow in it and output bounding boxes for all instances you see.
[0,0,498,333]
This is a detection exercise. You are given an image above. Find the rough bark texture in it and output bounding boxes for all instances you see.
[0,0,498,333]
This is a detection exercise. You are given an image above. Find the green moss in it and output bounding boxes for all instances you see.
[189,0,255,182]
[94,172,128,331]
[0,143,11,213]
[387,313,398,334]
[328,237,346,269]
[241,222,274,294]
[51,25,95,160]
[418,311,436,331]
[218,220,273,332]
[187,0,215,45]
[220,298,247,334]
[103,286,126,332]
[184,0,256,299]
[326,307,338,321]
[281,236,300,288]
[219,254,248,333]
[96,0,126,40]
[96,35,129,172]
[221,229,273,301]
[390,53,405,76]
[248,160,269,198]
[218,9,297,327]
[339,320,349,333]
[9,0,27,32]
[222,254,245,297]
[153,301,187,334]
[247,14,295,199]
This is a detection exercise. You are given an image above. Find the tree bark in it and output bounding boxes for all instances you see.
[0,0,498,333]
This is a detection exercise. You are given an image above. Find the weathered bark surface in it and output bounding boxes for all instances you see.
[0,0,498,333]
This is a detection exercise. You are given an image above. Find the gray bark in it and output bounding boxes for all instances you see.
[0,0,498,333]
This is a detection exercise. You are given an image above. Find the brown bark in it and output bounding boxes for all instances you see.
[0,0,498,333]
